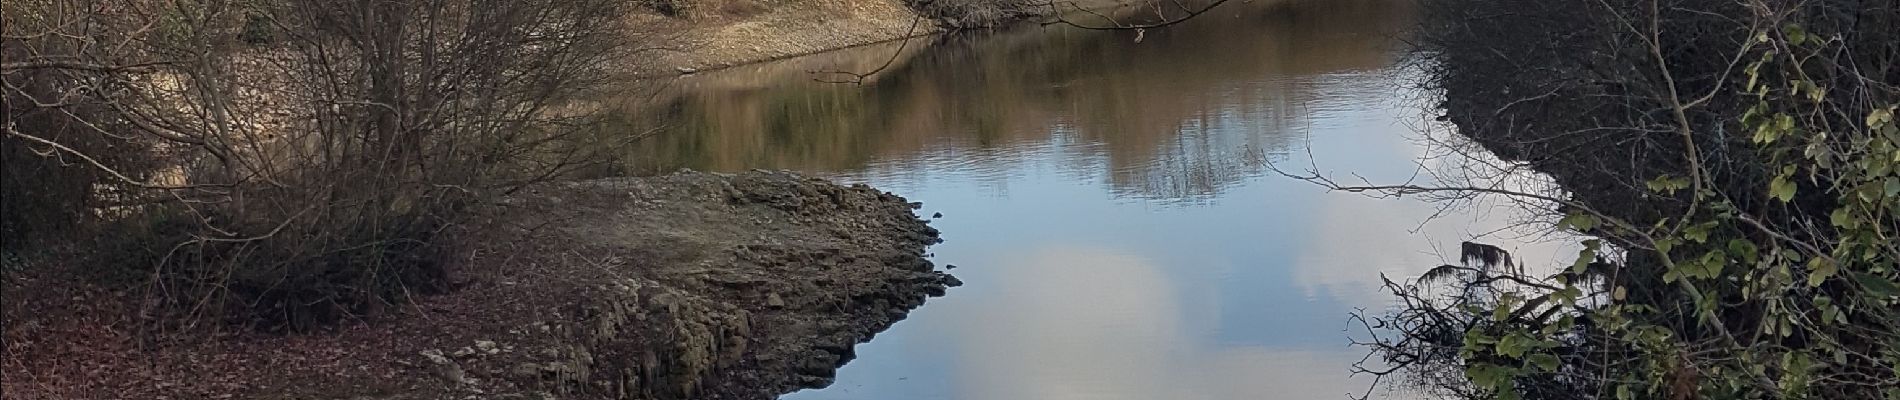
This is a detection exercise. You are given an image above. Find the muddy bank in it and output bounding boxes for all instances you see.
[1,171,957,399]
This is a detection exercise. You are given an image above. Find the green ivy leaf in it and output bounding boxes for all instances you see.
[1755,114,1796,144]
[1770,174,1798,202]
[1807,258,1837,287]
[1494,298,1516,322]
[1465,363,1516,390]
[1684,221,1718,243]
[1868,107,1894,129]
[1852,272,1900,298]
[1832,207,1860,229]
[1465,329,1498,347]
[1572,239,1602,274]
[1794,80,1826,102]
[1497,333,1528,358]
[1555,286,1584,307]
[1784,23,1809,46]
[1822,305,1840,325]
[1698,250,1728,279]
[1753,123,1778,143]
[1646,175,1690,194]
[1726,239,1759,265]
[1655,237,1679,254]
[1559,213,1600,231]
[1528,354,1560,372]
[1499,387,1523,400]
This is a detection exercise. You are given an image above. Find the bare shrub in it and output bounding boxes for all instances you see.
[3,0,633,331]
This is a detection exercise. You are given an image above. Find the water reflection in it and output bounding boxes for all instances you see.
[935,247,1370,399]
[601,0,1576,398]
[615,0,1412,201]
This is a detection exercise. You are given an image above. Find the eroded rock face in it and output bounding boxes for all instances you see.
[466,170,954,400]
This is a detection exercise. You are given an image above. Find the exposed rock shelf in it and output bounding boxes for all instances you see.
[0,170,958,400]
[456,170,959,399]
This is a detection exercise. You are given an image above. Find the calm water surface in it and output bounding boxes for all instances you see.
[615,1,1572,398]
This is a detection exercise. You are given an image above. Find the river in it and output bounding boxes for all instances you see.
[611,0,1575,398]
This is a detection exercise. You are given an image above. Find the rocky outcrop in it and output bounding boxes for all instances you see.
[439,170,957,399]
[0,170,955,400]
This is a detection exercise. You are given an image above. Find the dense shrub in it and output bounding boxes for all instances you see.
[1350,0,1899,399]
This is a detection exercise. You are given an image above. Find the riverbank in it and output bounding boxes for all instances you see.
[625,0,1167,76]
[1,171,958,399]
[628,0,943,77]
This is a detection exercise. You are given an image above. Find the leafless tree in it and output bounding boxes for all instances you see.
[3,0,634,331]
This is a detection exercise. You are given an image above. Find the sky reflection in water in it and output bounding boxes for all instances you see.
[782,74,1572,399]
[616,0,1575,398]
